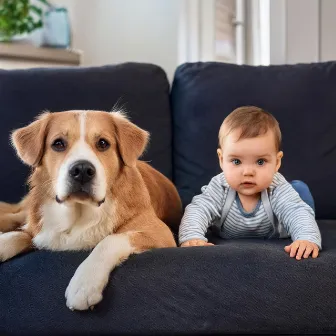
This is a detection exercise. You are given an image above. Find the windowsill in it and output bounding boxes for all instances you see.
[0,42,81,65]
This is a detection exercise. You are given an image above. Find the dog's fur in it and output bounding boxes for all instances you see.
[0,110,182,310]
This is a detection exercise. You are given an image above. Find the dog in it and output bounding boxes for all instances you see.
[0,110,182,311]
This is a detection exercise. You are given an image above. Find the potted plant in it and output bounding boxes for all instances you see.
[0,0,50,42]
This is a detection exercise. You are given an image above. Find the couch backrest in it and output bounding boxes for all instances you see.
[171,61,336,219]
[0,63,172,203]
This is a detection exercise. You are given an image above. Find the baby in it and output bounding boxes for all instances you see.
[179,106,321,260]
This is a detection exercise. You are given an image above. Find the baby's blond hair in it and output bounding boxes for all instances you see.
[219,106,282,151]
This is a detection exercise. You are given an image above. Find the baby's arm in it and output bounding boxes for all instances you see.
[272,181,321,259]
[179,174,225,247]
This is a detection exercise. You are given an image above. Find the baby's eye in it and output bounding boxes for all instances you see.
[232,159,241,165]
[257,159,265,166]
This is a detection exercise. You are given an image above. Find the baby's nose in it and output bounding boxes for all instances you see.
[243,166,255,176]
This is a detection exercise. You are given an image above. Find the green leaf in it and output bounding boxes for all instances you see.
[0,0,45,38]
[36,0,50,6]
[30,5,42,16]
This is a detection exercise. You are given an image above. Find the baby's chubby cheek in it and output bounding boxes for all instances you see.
[256,174,274,189]
[222,170,238,186]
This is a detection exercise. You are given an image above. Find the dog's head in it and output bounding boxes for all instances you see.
[11,110,149,206]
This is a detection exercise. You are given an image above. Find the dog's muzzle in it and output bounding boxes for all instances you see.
[67,160,95,195]
[56,160,105,206]
[69,160,96,185]
[63,159,95,197]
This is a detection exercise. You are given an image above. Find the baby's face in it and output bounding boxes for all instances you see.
[218,128,283,196]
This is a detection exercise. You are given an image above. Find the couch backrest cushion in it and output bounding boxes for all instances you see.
[0,63,172,203]
[171,61,336,219]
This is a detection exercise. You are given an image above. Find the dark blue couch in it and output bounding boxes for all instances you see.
[1,62,336,335]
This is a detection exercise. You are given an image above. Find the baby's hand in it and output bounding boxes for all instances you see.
[181,239,214,247]
[284,240,319,260]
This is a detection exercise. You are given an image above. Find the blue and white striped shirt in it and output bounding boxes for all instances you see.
[178,172,321,248]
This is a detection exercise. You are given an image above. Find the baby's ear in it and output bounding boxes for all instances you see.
[276,151,283,171]
[217,148,224,170]
[11,112,51,167]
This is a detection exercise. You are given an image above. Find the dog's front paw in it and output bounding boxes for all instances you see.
[0,232,22,262]
[0,231,10,262]
[65,261,108,311]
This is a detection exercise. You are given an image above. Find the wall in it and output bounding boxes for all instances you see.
[55,0,180,81]
[320,0,336,62]
[269,0,336,64]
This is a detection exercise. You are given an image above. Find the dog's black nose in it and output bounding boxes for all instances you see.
[69,160,96,184]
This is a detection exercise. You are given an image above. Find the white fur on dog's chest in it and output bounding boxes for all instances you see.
[33,201,116,251]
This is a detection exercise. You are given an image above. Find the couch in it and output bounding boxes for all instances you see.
[1,61,336,335]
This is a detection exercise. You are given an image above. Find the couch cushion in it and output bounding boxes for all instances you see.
[171,62,336,219]
[0,63,172,203]
[1,220,336,335]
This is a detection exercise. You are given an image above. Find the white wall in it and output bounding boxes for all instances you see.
[267,0,336,65]
[285,0,319,64]
[320,0,336,62]
[55,0,180,81]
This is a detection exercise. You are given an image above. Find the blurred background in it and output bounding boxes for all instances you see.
[0,0,335,81]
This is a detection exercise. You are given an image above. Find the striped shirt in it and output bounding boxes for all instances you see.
[178,172,322,248]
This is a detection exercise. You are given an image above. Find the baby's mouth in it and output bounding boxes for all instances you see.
[241,182,256,188]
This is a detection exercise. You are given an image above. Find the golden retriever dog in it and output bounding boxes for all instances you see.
[0,110,182,310]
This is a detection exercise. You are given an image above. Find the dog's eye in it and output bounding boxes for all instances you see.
[96,138,110,151]
[51,139,67,152]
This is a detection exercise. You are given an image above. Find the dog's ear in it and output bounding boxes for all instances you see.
[112,112,149,167]
[11,112,51,167]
